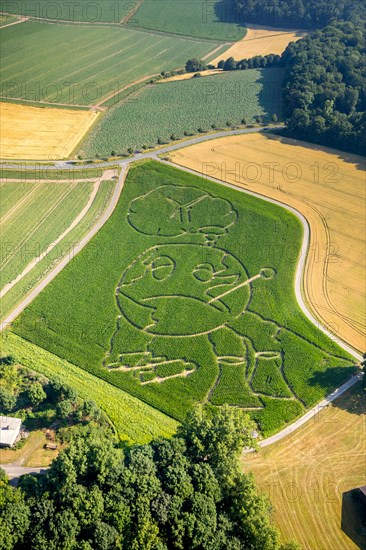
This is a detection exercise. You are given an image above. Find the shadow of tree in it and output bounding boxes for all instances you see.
[341,488,366,550]
[265,132,366,171]
[214,0,246,27]
[309,370,365,415]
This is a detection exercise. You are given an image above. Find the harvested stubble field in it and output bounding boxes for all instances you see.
[1,22,224,106]
[157,69,223,83]
[12,161,356,435]
[170,133,366,353]
[82,68,282,156]
[211,24,307,65]
[0,0,136,22]
[242,381,366,550]
[0,331,178,444]
[0,173,115,321]
[0,102,99,159]
[128,0,246,41]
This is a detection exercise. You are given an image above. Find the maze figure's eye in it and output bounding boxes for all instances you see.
[151,256,175,281]
[193,263,215,283]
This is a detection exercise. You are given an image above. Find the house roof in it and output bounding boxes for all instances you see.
[0,415,22,447]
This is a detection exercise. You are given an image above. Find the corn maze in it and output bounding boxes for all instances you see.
[13,161,356,435]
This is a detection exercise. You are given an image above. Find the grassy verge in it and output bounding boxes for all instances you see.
[1,331,178,444]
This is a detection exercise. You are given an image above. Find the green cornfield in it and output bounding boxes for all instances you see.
[12,161,356,436]
[82,68,283,156]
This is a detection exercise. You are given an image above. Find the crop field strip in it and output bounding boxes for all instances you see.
[82,68,283,156]
[0,1,138,22]
[127,0,246,41]
[0,180,94,291]
[0,21,225,106]
[170,134,366,353]
[1,331,178,444]
[11,161,356,436]
[0,102,99,160]
[243,381,366,550]
[0,172,117,321]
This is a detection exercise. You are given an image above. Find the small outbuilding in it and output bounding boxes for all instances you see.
[0,416,22,448]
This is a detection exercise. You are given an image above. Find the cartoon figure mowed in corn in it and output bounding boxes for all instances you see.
[104,185,345,408]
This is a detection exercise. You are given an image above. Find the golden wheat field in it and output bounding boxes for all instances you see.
[157,69,223,83]
[170,133,366,353]
[211,25,307,64]
[242,382,366,550]
[0,102,99,160]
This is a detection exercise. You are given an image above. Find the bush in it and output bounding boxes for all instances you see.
[0,387,16,412]
[27,383,47,407]
[57,400,74,420]
[0,356,15,366]
[46,377,78,404]
[185,58,207,72]
[223,57,237,71]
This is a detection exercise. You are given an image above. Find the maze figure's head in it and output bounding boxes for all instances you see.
[116,244,252,337]
[128,185,237,245]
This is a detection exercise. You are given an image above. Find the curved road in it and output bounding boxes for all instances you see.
[0,127,283,170]
[1,127,362,454]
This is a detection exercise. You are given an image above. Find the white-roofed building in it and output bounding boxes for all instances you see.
[0,416,22,447]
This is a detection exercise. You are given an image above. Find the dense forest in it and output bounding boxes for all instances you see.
[282,22,366,155]
[234,0,366,29]
[0,406,299,550]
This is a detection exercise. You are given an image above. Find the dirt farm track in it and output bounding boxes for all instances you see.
[170,133,366,353]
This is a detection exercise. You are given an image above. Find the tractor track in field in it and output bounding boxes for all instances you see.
[0,16,29,29]
[0,171,115,299]
[0,167,126,327]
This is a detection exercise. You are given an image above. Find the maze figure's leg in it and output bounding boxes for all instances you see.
[208,327,262,407]
[104,313,152,369]
[229,311,297,399]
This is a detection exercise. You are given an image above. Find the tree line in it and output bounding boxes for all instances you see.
[0,406,300,550]
[234,0,366,29]
[282,21,366,155]
[190,19,365,156]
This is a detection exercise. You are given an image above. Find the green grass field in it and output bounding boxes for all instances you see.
[129,0,246,41]
[0,179,96,292]
[1,331,178,443]
[0,177,115,322]
[0,0,136,22]
[0,22,224,105]
[12,161,356,435]
[82,68,282,156]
